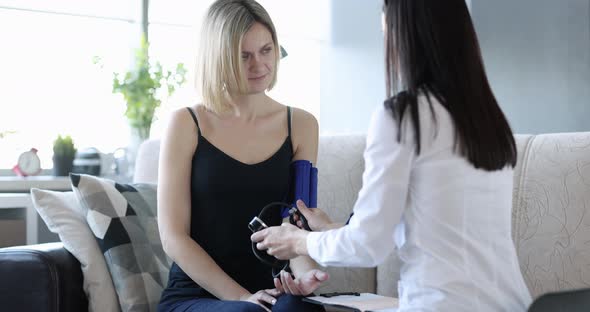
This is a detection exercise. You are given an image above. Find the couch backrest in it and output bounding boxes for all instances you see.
[133,139,161,184]
[314,135,375,294]
[511,133,590,298]
[134,132,590,298]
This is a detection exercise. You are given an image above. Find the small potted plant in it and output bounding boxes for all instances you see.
[52,135,77,176]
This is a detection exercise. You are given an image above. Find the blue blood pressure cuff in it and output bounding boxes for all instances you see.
[248,160,318,276]
[282,160,318,218]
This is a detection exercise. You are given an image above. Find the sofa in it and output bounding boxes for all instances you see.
[1,132,590,311]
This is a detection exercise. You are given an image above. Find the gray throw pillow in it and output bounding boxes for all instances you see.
[70,173,170,312]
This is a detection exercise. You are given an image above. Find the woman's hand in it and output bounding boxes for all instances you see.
[239,289,282,312]
[274,269,329,296]
[251,223,309,259]
[293,200,337,231]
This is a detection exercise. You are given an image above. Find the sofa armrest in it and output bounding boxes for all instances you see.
[0,242,88,312]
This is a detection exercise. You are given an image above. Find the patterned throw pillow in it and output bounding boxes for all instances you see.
[70,173,170,312]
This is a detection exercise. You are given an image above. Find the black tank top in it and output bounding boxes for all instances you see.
[160,106,293,302]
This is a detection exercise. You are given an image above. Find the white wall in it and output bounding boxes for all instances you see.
[320,0,590,135]
[473,0,590,134]
[319,0,473,135]
[320,0,385,135]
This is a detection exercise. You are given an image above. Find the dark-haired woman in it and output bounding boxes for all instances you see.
[251,0,532,310]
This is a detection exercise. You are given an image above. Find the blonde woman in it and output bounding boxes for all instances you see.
[157,0,327,311]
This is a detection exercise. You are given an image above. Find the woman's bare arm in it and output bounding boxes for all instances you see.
[157,108,250,301]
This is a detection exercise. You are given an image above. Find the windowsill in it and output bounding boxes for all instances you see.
[0,176,71,193]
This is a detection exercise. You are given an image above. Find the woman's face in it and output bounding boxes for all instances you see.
[240,22,276,94]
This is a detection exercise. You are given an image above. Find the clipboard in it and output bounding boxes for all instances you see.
[303,293,399,312]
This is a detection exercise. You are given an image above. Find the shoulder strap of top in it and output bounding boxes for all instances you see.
[186,107,201,137]
[287,106,294,155]
[287,106,292,137]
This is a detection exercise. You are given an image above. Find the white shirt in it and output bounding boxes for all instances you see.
[307,95,532,311]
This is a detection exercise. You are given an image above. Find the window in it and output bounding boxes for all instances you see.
[0,1,140,170]
[0,0,325,172]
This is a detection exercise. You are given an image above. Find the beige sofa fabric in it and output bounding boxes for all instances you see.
[133,139,161,184]
[315,135,376,293]
[511,133,590,298]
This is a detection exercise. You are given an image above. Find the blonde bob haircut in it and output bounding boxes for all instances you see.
[196,0,280,113]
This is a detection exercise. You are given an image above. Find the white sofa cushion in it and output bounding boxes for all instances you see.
[512,132,590,298]
[315,134,377,294]
[30,189,121,312]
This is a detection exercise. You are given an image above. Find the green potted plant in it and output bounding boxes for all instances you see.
[0,130,16,139]
[52,135,77,176]
[112,36,187,141]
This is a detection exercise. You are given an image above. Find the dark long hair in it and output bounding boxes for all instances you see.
[383,0,516,171]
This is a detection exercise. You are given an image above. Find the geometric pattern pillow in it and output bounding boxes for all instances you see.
[70,173,171,312]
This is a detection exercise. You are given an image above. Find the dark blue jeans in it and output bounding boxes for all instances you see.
[161,293,324,312]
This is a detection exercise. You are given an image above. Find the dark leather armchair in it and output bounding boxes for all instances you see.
[0,242,88,312]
